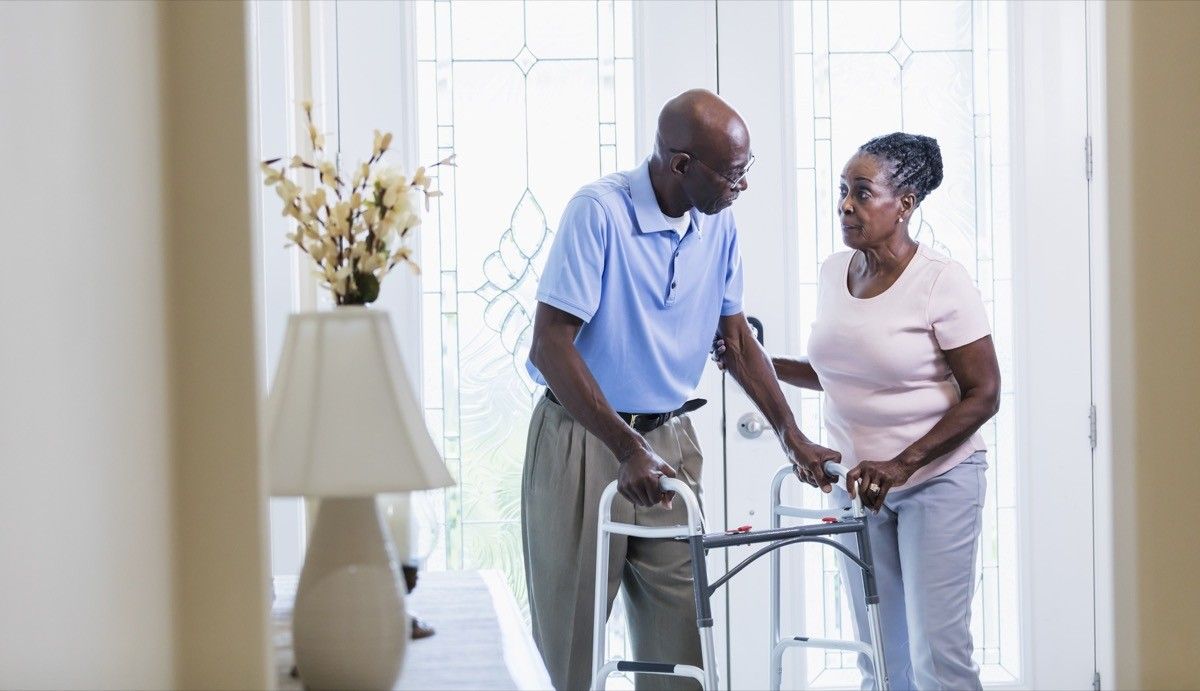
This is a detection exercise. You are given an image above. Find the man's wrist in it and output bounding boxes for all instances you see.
[781,426,810,448]
[612,430,649,464]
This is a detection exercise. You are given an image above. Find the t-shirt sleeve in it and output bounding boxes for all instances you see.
[536,194,608,323]
[721,224,744,316]
[927,261,992,350]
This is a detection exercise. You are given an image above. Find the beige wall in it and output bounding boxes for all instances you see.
[0,1,269,688]
[160,1,272,687]
[1107,1,1200,689]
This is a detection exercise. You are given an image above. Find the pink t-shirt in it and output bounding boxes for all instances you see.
[807,244,991,490]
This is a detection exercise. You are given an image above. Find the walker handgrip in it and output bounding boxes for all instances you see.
[659,476,690,494]
[823,461,850,481]
[657,476,705,532]
[823,461,865,515]
[822,461,853,494]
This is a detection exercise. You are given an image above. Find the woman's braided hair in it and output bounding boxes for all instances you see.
[858,132,943,203]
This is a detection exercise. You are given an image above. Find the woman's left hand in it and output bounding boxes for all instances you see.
[845,459,916,511]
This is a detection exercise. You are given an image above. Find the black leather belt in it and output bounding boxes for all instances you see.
[544,390,706,435]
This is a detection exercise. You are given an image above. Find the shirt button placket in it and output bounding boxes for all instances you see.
[666,253,678,305]
[666,239,683,305]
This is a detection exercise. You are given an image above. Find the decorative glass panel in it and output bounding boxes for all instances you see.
[413,0,636,622]
[790,1,1017,685]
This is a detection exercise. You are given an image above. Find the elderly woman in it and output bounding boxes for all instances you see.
[716,132,999,690]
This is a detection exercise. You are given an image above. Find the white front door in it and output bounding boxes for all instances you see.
[646,1,1096,689]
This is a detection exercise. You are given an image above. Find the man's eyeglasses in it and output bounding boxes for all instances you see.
[669,148,755,188]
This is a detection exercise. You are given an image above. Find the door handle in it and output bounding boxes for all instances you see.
[737,412,767,439]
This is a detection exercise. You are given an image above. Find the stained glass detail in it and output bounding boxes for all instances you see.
[513,46,538,76]
[888,37,915,67]
[413,0,636,617]
[789,1,1017,686]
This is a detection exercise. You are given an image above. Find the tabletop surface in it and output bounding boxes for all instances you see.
[273,569,552,690]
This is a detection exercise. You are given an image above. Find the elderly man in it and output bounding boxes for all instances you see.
[522,89,838,691]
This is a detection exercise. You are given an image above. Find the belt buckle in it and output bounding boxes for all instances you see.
[631,413,661,433]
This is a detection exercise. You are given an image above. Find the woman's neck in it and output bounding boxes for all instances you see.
[859,234,918,274]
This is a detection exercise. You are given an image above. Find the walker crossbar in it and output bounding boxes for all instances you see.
[699,531,875,599]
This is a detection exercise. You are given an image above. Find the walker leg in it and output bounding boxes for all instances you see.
[770,642,784,691]
[690,535,717,690]
[591,522,612,683]
[770,478,782,691]
[857,524,889,691]
[700,625,718,691]
[866,602,889,691]
[769,526,783,691]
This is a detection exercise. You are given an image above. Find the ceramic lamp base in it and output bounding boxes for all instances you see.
[293,496,408,690]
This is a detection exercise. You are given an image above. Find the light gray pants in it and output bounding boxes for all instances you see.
[521,395,705,691]
[832,452,987,691]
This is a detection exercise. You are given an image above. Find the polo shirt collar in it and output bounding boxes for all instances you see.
[631,158,703,239]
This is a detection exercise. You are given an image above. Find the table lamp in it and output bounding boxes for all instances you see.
[265,307,454,690]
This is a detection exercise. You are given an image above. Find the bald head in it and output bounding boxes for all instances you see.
[648,89,752,216]
[655,89,749,165]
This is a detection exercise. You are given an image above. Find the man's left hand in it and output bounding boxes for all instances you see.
[845,459,916,511]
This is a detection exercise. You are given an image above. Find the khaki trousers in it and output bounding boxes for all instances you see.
[521,395,704,691]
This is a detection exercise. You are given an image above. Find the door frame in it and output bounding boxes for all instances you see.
[1010,1,1098,687]
[1084,1,1115,688]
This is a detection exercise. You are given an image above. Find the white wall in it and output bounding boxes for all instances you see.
[252,0,309,585]
[333,0,424,385]
[0,1,175,686]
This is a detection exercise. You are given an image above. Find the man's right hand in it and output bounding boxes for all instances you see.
[617,446,677,508]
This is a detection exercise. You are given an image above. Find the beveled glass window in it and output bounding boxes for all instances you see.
[412,0,636,614]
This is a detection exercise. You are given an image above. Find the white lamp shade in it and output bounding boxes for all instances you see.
[265,308,454,496]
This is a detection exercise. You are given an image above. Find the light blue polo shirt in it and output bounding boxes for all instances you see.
[526,159,744,413]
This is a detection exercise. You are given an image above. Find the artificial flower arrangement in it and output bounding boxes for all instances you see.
[260,101,454,305]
